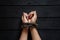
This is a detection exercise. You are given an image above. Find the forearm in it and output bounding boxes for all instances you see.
[30,27,41,40]
[19,28,28,40]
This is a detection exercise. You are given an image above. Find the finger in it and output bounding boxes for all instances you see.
[29,11,37,18]
[25,13,28,16]
[32,11,37,21]
[29,11,34,15]
[28,19,31,23]
[33,11,37,18]
[23,12,28,16]
[31,11,37,19]
[23,13,28,21]
[28,11,35,19]
[23,12,28,18]
[22,16,24,22]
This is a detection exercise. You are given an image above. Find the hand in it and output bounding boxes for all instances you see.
[22,12,28,23]
[22,11,37,24]
[28,11,37,24]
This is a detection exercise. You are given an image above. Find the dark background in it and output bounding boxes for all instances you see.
[0,0,60,40]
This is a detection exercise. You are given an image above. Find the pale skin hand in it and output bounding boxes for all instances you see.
[28,11,37,23]
[19,12,28,40]
[29,11,41,40]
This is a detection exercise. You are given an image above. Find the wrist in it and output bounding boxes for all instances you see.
[30,27,37,31]
[22,28,28,33]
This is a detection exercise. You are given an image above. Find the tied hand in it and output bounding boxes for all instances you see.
[21,11,37,30]
[28,11,37,24]
[22,12,28,23]
[22,11,37,24]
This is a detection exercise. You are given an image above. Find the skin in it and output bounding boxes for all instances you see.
[30,27,41,40]
[19,28,28,40]
[19,11,41,40]
[19,12,28,40]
